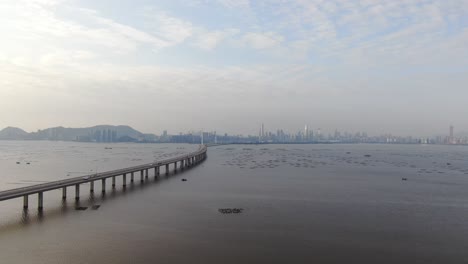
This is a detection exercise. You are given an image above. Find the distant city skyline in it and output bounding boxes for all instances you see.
[1,1,467,135]
[1,123,467,144]
[2,121,466,138]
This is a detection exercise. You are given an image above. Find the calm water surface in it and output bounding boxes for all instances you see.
[1,141,468,263]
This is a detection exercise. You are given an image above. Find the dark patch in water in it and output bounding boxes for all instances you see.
[219,208,243,214]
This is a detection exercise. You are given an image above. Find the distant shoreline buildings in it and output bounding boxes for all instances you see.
[0,124,467,146]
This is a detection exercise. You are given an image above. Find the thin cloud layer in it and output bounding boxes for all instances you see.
[0,0,467,136]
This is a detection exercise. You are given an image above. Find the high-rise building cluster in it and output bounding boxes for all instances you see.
[157,124,468,145]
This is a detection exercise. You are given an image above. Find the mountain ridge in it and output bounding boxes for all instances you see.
[0,125,156,142]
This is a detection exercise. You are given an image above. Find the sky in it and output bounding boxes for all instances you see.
[0,0,467,137]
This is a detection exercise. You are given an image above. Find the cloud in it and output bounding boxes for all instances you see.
[239,31,284,49]
[143,9,194,47]
[215,0,250,10]
[193,28,240,50]
[0,0,467,135]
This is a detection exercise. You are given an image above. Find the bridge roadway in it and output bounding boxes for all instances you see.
[0,145,207,210]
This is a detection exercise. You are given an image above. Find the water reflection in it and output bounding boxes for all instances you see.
[2,168,185,234]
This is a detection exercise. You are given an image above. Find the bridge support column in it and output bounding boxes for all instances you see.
[112,176,116,188]
[75,184,80,201]
[156,166,160,176]
[90,181,94,193]
[38,192,43,211]
[23,195,28,209]
[166,164,169,175]
[131,172,134,183]
[180,160,184,170]
[62,187,67,200]
[174,162,177,172]
[140,170,144,182]
[123,174,127,187]
[102,178,106,194]
[145,169,149,179]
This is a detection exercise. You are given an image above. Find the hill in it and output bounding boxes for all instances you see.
[0,127,28,140]
[0,125,153,142]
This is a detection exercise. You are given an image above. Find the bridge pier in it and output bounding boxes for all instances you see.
[38,192,43,211]
[23,195,28,209]
[75,184,80,201]
[2,145,207,212]
[102,178,106,194]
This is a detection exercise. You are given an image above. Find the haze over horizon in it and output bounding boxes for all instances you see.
[1,0,467,137]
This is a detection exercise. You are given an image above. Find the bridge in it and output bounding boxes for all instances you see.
[0,145,208,211]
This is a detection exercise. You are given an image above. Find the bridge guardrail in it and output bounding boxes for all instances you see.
[0,145,207,198]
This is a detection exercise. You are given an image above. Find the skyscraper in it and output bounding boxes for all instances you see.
[304,125,308,141]
[449,125,454,144]
[261,123,264,141]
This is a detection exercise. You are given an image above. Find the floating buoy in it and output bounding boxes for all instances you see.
[181,178,187,182]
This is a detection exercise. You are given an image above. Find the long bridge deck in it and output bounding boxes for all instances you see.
[0,145,208,210]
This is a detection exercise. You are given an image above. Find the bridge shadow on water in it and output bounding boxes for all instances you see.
[0,166,198,236]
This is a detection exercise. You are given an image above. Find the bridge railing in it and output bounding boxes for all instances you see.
[0,145,207,197]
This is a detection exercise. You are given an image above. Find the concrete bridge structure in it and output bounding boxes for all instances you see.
[0,145,207,211]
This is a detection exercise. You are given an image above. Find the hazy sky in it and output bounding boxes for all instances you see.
[0,0,467,136]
